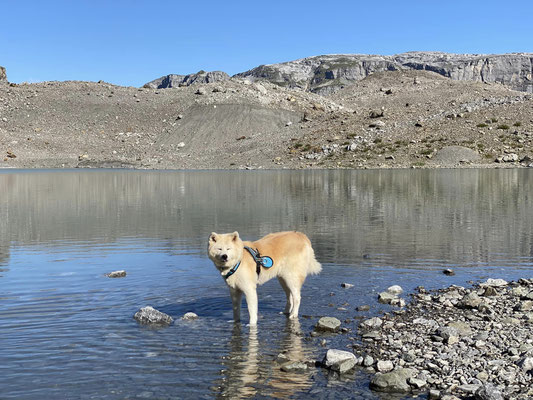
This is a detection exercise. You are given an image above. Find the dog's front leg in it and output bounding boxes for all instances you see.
[229,288,243,323]
[243,288,258,326]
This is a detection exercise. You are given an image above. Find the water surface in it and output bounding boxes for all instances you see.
[1,169,532,399]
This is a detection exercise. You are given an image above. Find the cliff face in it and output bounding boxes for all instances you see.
[144,70,229,89]
[236,52,533,94]
[0,66,6,82]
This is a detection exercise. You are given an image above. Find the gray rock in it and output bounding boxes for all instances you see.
[315,317,341,332]
[437,326,459,343]
[480,278,508,287]
[133,306,173,325]
[376,360,394,372]
[360,317,383,330]
[105,270,126,278]
[387,285,403,295]
[428,389,441,399]
[280,361,308,372]
[322,349,356,373]
[378,291,397,304]
[408,376,427,389]
[433,146,481,165]
[370,368,415,393]
[357,305,370,311]
[459,292,482,309]
[181,312,198,320]
[235,52,533,94]
[341,283,354,288]
[517,356,533,372]
[363,355,374,367]
[474,383,504,400]
[144,70,229,89]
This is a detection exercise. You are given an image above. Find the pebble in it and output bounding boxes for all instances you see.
[357,278,533,399]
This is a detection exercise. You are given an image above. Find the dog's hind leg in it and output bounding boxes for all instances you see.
[283,276,303,320]
[278,277,293,315]
[229,288,243,323]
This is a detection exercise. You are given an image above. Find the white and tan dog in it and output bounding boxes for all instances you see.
[208,231,322,325]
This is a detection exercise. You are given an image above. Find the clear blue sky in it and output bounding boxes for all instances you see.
[2,0,532,87]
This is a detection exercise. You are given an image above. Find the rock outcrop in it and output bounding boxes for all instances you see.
[144,70,229,89]
[0,66,6,82]
[235,52,533,94]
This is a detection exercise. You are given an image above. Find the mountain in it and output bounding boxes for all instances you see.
[235,52,533,94]
[144,70,229,89]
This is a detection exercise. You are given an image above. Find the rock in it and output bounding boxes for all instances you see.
[433,146,480,165]
[369,110,384,118]
[369,368,415,393]
[387,285,403,295]
[280,361,308,372]
[428,389,441,399]
[181,312,198,320]
[357,305,370,311]
[341,283,354,288]
[0,66,6,82]
[443,268,455,276]
[458,292,482,309]
[408,376,427,389]
[176,142,185,148]
[437,326,459,343]
[105,270,126,278]
[143,70,229,89]
[363,355,374,367]
[376,360,394,372]
[480,278,508,287]
[195,87,206,95]
[315,317,341,332]
[322,349,356,373]
[235,53,533,94]
[360,317,382,330]
[133,306,173,325]
[498,153,519,163]
[475,383,504,400]
[378,291,397,304]
[447,321,472,336]
[517,356,533,372]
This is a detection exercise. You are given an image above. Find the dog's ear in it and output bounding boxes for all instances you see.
[231,231,240,242]
[209,232,218,243]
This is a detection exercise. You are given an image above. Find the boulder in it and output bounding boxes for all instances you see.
[433,146,481,165]
[133,306,173,326]
[181,312,198,320]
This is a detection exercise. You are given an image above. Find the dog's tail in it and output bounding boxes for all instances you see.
[307,248,322,275]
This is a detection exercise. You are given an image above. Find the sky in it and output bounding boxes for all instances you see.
[1,0,532,87]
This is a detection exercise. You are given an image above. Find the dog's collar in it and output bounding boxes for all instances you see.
[223,260,241,280]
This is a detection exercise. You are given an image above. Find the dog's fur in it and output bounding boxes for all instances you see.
[207,231,322,325]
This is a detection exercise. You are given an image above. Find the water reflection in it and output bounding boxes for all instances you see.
[0,169,532,269]
[217,320,312,399]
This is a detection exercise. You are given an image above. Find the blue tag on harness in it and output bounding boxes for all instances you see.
[261,256,273,268]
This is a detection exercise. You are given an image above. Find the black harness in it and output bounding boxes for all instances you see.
[223,246,274,280]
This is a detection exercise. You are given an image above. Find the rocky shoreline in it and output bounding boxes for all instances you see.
[320,278,533,399]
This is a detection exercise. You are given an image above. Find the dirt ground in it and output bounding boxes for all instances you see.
[1,70,532,170]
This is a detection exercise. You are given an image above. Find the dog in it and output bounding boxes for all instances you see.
[208,231,322,325]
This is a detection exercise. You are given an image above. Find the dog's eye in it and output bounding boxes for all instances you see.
[226,248,231,251]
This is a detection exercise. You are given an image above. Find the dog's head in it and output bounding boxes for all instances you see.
[208,231,244,269]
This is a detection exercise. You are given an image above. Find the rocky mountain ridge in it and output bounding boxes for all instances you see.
[144,70,229,89]
[236,52,533,95]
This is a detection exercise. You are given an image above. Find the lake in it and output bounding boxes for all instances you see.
[1,169,532,399]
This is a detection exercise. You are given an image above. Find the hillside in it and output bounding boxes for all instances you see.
[0,66,532,170]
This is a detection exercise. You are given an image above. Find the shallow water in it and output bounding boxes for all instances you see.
[1,169,532,399]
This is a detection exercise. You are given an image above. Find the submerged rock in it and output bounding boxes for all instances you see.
[105,270,126,278]
[315,317,341,332]
[181,312,198,320]
[134,306,173,326]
